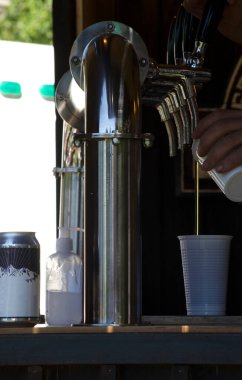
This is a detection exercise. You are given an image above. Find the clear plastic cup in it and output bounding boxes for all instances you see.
[178,235,233,316]
[192,139,242,202]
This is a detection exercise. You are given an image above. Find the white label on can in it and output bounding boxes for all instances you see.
[0,265,40,317]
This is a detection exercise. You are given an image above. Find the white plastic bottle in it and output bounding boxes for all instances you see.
[46,229,82,326]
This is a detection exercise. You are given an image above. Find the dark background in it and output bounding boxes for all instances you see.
[53,0,242,316]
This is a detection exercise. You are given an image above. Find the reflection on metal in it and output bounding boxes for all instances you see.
[55,20,211,326]
[53,121,84,257]
[55,71,85,131]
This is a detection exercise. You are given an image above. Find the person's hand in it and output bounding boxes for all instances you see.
[192,109,242,172]
[183,0,242,45]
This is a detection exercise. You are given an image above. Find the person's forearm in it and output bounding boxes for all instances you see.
[193,109,242,172]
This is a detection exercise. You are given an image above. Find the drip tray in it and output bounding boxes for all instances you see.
[142,315,242,325]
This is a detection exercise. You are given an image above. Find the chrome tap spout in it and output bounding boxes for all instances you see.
[142,61,207,151]
[142,62,204,153]
[142,83,182,154]
[163,94,183,150]
[156,102,178,157]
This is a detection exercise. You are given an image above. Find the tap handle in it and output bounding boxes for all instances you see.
[174,4,187,65]
[195,0,227,44]
[188,0,227,68]
[167,5,189,65]
[182,12,199,63]
[166,16,176,65]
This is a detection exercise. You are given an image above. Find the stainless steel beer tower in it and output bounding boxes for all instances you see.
[56,21,150,325]
[55,20,210,325]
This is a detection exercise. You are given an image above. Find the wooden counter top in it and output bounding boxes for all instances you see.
[1,316,242,366]
[1,315,242,334]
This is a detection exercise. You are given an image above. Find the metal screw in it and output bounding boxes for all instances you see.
[71,56,80,66]
[143,133,154,148]
[139,57,148,67]
[74,137,81,147]
[56,94,64,101]
[112,137,120,145]
[107,23,115,32]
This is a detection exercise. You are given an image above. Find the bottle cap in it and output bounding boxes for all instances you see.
[56,237,73,252]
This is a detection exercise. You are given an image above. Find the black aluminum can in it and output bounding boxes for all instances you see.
[0,232,40,326]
